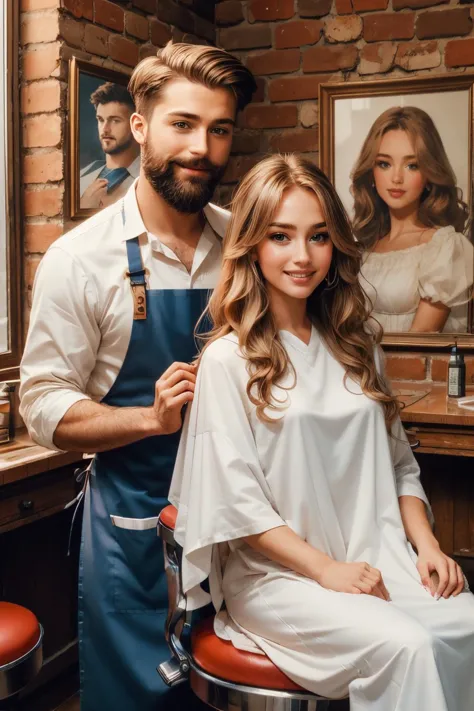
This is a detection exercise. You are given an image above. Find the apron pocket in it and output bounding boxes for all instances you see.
[111,523,168,613]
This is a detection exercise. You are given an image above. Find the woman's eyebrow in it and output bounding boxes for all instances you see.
[269,221,327,229]
[376,153,416,160]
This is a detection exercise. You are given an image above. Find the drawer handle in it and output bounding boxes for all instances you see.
[18,499,35,513]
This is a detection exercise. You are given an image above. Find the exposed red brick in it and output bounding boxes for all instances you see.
[26,255,42,288]
[157,0,195,34]
[150,19,172,46]
[84,24,109,56]
[215,0,244,26]
[139,43,160,60]
[303,44,358,72]
[59,15,85,48]
[359,41,396,74]
[23,43,61,81]
[131,0,155,13]
[385,356,427,381]
[22,0,57,8]
[268,74,332,102]
[395,40,440,70]
[445,37,474,67]
[248,0,295,22]
[275,20,323,49]
[242,103,298,129]
[335,0,353,13]
[125,12,149,41]
[393,0,447,8]
[94,0,124,33]
[23,150,63,183]
[24,187,63,217]
[251,77,266,103]
[325,15,362,43]
[363,13,415,42]
[231,131,261,154]
[247,49,300,76]
[353,0,388,10]
[269,128,319,153]
[23,115,61,149]
[109,35,139,68]
[62,0,93,19]
[222,155,262,184]
[21,12,59,45]
[300,0,332,17]
[21,80,61,115]
[220,24,272,50]
[416,8,471,40]
[25,223,63,254]
[194,15,214,42]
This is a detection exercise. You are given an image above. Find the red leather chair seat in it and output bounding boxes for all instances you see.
[160,504,177,530]
[0,603,41,666]
[191,617,303,691]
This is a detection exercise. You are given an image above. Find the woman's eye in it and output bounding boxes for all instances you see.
[269,233,289,243]
[310,232,329,243]
[407,163,419,171]
[375,160,390,170]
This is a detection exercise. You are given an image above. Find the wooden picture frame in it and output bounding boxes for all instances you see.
[68,57,139,220]
[319,74,474,351]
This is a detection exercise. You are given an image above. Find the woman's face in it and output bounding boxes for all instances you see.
[255,186,333,305]
[373,129,427,213]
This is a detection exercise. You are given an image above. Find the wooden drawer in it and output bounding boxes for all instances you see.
[0,465,79,532]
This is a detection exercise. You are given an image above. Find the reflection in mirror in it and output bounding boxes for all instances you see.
[0,3,8,353]
[352,106,473,335]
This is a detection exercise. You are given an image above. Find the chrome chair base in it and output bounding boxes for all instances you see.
[189,665,330,711]
[0,626,43,701]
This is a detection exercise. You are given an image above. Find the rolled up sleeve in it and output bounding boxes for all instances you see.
[20,246,100,450]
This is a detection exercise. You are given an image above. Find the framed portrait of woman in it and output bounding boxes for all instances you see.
[68,57,141,220]
[319,75,474,350]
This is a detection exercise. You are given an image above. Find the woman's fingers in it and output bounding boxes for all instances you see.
[454,564,466,596]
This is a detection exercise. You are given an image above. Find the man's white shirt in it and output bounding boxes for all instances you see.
[20,180,229,451]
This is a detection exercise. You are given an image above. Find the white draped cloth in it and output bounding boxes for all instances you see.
[360,226,473,333]
[169,329,474,710]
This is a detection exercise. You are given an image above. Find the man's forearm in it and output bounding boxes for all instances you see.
[53,399,159,452]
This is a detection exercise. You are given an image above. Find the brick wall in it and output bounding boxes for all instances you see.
[20,0,216,325]
[215,0,474,385]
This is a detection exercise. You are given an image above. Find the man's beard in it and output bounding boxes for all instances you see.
[101,134,134,156]
[142,143,226,214]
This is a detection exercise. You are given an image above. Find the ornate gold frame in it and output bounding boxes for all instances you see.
[0,0,22,380]
[319,74,474,351]
[68,57,132,220]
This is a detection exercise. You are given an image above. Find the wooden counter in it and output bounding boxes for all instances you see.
[397,383,474,457]
[0,431,84,698]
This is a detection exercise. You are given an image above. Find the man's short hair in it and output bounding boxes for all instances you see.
[128,41,256,118]
[90,82,136,112]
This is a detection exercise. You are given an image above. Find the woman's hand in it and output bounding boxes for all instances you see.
[416,544,465,599]
[317,560,391,601]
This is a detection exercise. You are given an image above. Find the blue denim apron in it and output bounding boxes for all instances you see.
[79,234,210,711]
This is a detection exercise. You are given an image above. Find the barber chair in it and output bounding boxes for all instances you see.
[0,602,43,710]
[157,505,331,711]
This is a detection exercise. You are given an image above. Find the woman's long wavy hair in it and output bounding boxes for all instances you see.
[200,154,399,431]
[351,106,471,248]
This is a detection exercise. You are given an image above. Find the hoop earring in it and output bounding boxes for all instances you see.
[325,267,339,290]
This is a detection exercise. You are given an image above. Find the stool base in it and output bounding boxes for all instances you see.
[190,667,330,711]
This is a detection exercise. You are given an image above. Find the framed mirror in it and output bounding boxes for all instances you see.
[320,75,474,351]
[0,0,22,378]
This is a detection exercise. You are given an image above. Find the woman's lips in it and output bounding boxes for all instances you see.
[388,189,406,198]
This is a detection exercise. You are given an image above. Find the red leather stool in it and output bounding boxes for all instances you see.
[157,505,330,711]
[0,603,43,708]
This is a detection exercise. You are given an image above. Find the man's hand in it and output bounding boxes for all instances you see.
[81,178,108,209]
[151,362,197,435]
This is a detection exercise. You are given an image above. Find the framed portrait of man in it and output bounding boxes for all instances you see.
[319,75,474,348]
[68,58,141,219]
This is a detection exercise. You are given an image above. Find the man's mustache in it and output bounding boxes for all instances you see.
[172,158,219,172]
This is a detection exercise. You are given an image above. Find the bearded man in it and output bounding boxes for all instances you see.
[20,42,256,711]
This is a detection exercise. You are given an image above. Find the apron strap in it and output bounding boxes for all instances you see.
[126,237,147,321]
